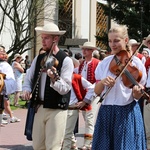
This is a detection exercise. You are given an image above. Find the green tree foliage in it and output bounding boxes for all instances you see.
[97,0,150,48]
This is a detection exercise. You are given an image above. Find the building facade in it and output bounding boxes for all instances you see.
[35,0,107,55]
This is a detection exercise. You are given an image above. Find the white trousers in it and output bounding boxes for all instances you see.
[62,108,78,150]
[32,105,67,150]
[81,96,100,146]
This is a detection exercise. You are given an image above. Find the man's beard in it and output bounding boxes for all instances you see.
[43,47,49,51]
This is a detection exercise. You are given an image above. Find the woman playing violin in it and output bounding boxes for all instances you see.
[92,24,147,150]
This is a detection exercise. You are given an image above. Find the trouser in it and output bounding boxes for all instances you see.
[82,96,100,146]
[62,107,79,150]
[144,100,150,149]
[32,105,67,150]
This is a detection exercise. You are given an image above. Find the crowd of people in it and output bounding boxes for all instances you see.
[1,22,150,150]
[0,48,31,126]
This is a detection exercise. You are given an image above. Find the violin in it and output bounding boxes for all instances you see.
[109,50,142,88]
[98,49,150,103]
[41,47,59,78]
[40,42,59,70]
[44,55,60,80]
[45,55,59,70]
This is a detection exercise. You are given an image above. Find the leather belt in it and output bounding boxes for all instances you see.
[34,99,44,113]
[37,99,44,105]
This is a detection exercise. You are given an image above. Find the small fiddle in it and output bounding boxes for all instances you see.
[40,42,60,80]
[45,55,59,70]
[109,50,150,101]
[45,55,60,80]
[109,50,142,88]
[98,39,150,103]
[98,50,150,103]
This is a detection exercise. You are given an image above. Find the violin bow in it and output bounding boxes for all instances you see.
[98,39,145,103]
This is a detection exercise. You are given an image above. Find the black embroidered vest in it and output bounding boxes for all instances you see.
[30,50,71,110]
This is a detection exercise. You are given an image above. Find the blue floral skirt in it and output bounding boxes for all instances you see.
[92,101,146,150]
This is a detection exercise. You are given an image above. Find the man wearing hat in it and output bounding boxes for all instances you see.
[22,22,74,150]
[74,41,100,149]
[129,39,146,64]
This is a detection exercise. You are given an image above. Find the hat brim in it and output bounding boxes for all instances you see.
[131,43,140,46]
[100,50,107,52]
[35,27,66,35]
[79,45,97,50]
[12,56,22,61]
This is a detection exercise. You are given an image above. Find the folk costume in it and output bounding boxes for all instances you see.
[74,57,100,148]
[23,22,74,150]
[78,58,99,84]
[129,39,146,65]
[92,55,147,150]
[62,73,94,150]
[23,50,74,149]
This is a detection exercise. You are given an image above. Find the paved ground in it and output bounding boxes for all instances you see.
[0,109,33,150]
[0,108,90,150]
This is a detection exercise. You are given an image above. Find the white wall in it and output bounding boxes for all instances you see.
[75,0,97,45]
[0,17,12,52]
[97,0,107,4]
[81,0,90,39]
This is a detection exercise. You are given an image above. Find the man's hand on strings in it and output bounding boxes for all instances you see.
[47,66,59,82]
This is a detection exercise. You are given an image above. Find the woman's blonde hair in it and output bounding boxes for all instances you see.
[109,24,129,39]
[109,24,130,51]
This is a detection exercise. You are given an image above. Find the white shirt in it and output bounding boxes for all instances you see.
[23,54,74,100]
[141,56,146,65]
[74,60,92,79]
[0,61,16,95]
[95,55,147,106]
[69,76,94,105]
